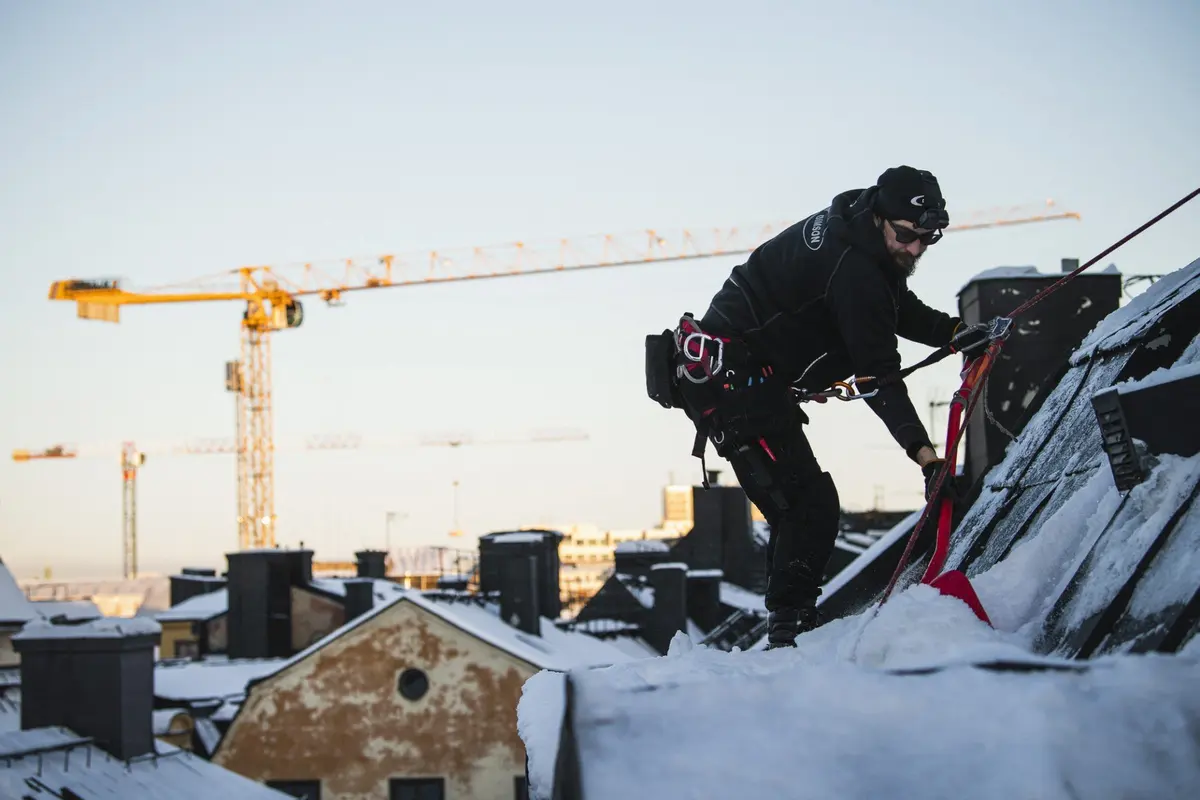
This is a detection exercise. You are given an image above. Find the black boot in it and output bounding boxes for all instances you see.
[765,605,822,649]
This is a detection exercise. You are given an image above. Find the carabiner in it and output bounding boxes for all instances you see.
[834,376,879,401]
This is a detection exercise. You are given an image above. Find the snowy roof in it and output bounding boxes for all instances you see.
[12,615,160,642]
[0,688,19,734]
[487,531,553,544]
[957,262,1121,293]
[521,256,1200,797]
[614,539,670,554]
[247,589,643,691]
[718,581,766,614]
[308,576,408,601]
[1072,257,1200,362]
[614,574,654,609]
[32,599,103,622]
[552,635,1200,799]
[406,594,641,671]
[155,657,285,703]
[0,559,37,625]
[0,726,291,798]
[155,588,229,622]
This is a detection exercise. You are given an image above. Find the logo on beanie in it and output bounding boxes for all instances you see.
[910,195,925,206]
[803,209,828,251]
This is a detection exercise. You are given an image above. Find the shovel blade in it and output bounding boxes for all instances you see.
[930,570,992,626]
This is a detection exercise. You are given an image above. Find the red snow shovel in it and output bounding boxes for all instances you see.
[916,345,999,626]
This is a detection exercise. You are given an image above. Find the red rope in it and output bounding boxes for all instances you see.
[876,185,1200,608]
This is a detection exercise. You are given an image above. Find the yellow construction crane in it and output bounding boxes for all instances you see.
[11,428,588,578]
[45,201,1080,550]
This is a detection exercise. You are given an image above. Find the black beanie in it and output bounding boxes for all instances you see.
[874,165,949,228]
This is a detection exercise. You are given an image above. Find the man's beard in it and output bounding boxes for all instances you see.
[887,247,921,279]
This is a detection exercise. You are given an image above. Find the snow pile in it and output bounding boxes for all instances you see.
[518,451,1200,799]
[517,670,567,797]
[564,635,1199,800]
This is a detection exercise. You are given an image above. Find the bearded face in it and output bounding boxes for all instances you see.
[879,218,936,279]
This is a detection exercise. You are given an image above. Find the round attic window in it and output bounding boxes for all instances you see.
[398,667,429,701]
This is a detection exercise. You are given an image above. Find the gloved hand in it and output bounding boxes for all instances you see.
[950,321,993,359]
[922,457,960,504]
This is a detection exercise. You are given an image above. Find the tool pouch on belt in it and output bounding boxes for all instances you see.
[645,330,684,409]
[669,313,801,458]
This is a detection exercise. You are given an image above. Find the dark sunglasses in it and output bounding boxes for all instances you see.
[888,220,944,246]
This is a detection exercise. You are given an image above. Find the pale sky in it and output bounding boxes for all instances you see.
[2,0,1198,580]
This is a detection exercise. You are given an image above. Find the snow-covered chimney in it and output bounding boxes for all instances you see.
[646,562,688,655]
[12,616,161,760]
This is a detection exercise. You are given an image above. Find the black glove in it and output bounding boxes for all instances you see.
[922,457,960,504]
[950,321,992,359]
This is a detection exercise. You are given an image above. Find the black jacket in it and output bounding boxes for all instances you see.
[699,187,961,459]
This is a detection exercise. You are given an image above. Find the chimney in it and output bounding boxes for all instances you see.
[226,549,310,659]
[958,266,1121,485]
[686,568,724,633]
[646,562,688,655]
[343,578,375,621]
[1061,257,1080,273]
[716,486,764,592]
[674,488,723,571]
[499,554,541,636]
[613,539,673,576]
[170,568,226,607]
[355,549,388,579]
[12,617,160,760]
[479,530,563,620]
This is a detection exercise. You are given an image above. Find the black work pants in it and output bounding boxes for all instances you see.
[722,408,841,612]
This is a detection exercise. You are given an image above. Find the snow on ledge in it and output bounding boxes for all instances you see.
[13,615,161,641]
[489,531,553,544]
[614,540,670,554]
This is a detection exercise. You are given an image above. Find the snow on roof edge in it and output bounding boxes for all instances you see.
[1071,257,1200,364]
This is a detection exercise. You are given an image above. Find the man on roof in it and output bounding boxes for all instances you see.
[646,165,992,649]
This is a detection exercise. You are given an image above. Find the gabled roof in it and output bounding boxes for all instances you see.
[244,588,642,693]
[0,726,291,798]
[154,578,406,624]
